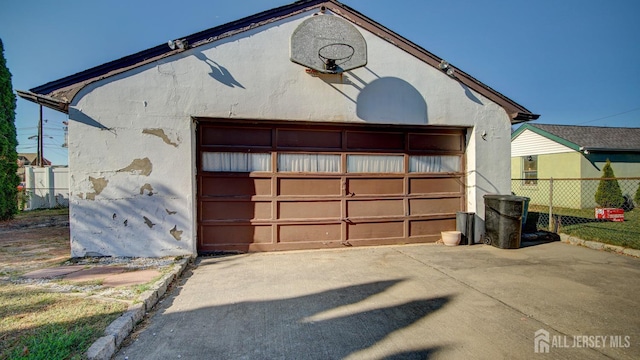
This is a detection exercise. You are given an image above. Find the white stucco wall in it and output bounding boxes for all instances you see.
[68,10,513,257]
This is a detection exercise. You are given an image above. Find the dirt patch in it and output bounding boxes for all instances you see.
[0,210,71,277]
[0,208,69,230]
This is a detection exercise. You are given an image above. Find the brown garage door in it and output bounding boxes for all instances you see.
[197,119,465,253]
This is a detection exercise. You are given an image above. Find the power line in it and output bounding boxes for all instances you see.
[576,106,640,125]
[18,145,67,150]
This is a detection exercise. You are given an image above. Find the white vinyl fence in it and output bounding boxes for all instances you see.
[21,166,70,210]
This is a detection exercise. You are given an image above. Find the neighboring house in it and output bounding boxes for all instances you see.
[511,123,640,209]
[17,153,51,182]
[17,153,69,210]
[17,0,538,257]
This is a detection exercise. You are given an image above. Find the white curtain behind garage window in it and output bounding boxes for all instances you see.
[202,152,271,172]
[278,154,340,172]
[409,155,460,173]
[347,155,404,173]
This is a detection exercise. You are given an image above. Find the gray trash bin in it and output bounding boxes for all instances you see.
[483,195,527,249]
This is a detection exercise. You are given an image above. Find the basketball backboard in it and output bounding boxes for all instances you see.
[291,13,367,74]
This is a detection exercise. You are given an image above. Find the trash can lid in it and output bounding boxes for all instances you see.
[483,194,529,202]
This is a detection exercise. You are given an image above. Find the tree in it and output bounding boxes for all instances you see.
[0,38,19,220]
[594,159,624,208]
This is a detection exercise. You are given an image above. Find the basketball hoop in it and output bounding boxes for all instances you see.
[318,43,355,72]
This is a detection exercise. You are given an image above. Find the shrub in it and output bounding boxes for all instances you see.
[0,38,20,220]
[594,159,624,208]
[635,182,640,207]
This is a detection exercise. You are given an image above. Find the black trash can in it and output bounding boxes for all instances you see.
[483,195,528,249]
[456,212,475,245]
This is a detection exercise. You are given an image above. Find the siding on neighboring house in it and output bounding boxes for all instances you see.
[512,152,584,208]
[511,129,574,157]
[581,154,640,178]
[514,153,640,209]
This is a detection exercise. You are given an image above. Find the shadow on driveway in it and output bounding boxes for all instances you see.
[119,273,451,359]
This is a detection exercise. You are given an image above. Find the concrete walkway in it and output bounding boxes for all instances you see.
[115,242,640,359]
[24,264,162,287]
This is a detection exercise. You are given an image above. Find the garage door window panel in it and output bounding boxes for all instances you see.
[347,155,404,173]
[202,152,271,172]
[409,155,461,173]
[278,153,341,173]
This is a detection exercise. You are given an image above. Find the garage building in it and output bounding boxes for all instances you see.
[18,0,538,257]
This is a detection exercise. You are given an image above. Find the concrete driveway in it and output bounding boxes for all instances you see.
[115,242,639,359]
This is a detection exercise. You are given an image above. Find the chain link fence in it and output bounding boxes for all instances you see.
[511,178,640,243]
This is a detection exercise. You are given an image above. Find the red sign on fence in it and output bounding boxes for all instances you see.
[595,208,624,222]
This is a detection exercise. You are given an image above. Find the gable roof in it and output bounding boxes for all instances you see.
[17,153,52,166]
[17,0,538,123]
[512,123,640,153]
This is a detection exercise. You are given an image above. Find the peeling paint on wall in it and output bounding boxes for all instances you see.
[170,225,183,241]
[142,128,179,147]
[143,216,155,228]
[86,177,108,200]
[140,183,154,196]
[117,158,152,176]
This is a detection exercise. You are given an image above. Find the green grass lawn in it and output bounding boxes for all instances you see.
[0,284,127,360]
[527,205,640,250]
[1,208,130,359]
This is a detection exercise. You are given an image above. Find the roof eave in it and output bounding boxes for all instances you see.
[512,112,540,124]
[580,146,640,154]
[18,1,327,112]
[16,90,69,114]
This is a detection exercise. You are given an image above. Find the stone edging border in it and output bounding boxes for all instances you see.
[560,234,640,258]
[86,257,192,360]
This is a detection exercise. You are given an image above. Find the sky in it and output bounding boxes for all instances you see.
[1,0,639,166]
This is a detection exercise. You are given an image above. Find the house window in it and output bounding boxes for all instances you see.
[523,155,537,185]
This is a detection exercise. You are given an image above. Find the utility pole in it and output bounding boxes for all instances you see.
[37,105,43,167]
